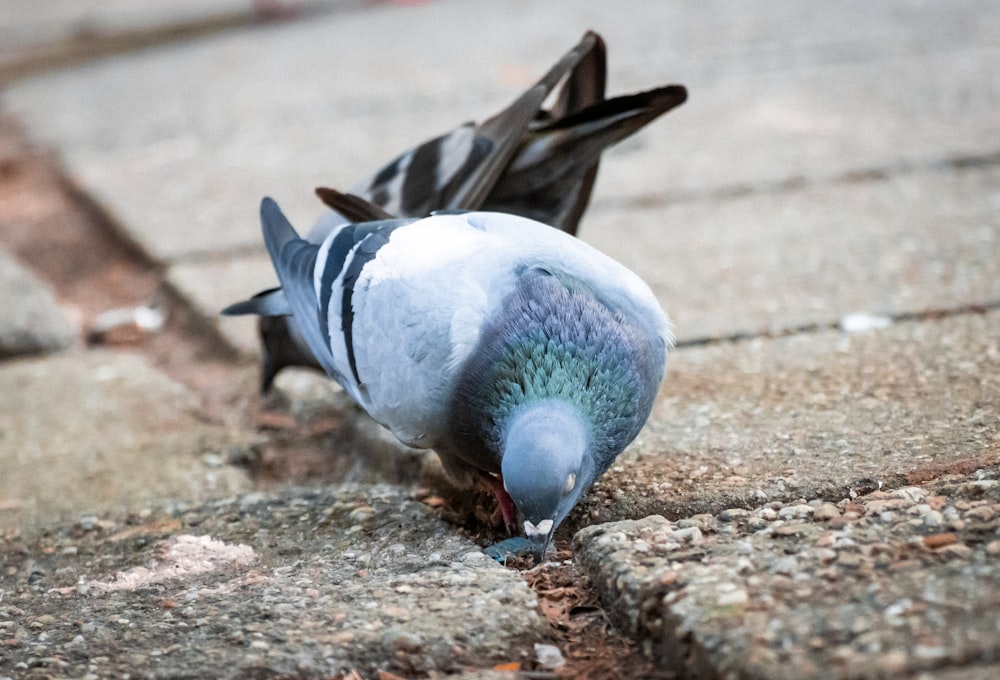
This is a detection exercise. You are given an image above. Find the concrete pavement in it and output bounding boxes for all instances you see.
[1,1,998,677]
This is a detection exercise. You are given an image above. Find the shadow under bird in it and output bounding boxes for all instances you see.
[224,199,672,563]
[252,30,687,393]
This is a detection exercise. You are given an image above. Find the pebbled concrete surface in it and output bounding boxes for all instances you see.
[0,485,547,678]
[575,468,1000,679]
[0,0,998,677]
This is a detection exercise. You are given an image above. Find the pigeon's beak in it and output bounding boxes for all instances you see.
[529,531,553,564]
[524,519,555,564]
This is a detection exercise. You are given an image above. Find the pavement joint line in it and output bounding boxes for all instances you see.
[47,155,245,363]
[0,1,365,87]
[674,300,1000,350]
[168,244,267,267]
[598,147,1000,211]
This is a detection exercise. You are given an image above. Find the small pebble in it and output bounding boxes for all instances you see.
[772,556,799,575]
[934,543,972,559]
[814,548,837,564]
[837,552,862,568]
[348,506,375,523]
[719,508,749,522]
[923,533,956,550]
[534,643,565,669]
[811,503,841,521]
[757,507,778,521]
[383,629,422,654]
[964,506,995,522]
[676,514,714,531]
[717,589,749,606]
[673,527,704,545]
[778,504,812,520]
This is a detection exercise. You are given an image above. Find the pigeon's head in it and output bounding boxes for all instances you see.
[501,400,594,564]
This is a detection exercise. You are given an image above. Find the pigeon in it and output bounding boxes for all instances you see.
[224,199,672,563]
[253,30,686,392]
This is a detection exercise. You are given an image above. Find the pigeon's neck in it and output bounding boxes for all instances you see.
[449,268,658,469]
[503,400,590,473]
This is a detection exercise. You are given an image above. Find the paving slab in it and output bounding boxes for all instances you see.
[0,350,253,533]
[586,163,1000,342]
[569,309,1000,532]
[1,0,249,55]
[0,250,77,359]
[2,0,997,261]
[0,485,547,678]
[574,467,1000,679]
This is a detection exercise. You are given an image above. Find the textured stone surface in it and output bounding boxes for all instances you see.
[0,250,76,358]
[0,1,998,677]
[0,485,547,678]
[575,467,1000,679]
[0,1,364,65]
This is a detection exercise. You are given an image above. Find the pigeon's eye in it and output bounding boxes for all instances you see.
[564,473,576,494]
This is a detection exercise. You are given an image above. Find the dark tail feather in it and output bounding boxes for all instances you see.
[315,186,396,222]
[483,85,687,230]
[221,287,290,317]
[441,31,603,212]
[550,30,607,120]
[545,30,607,235]
[259,198,343,382]
[493,85,688,196]
[258,314,323,394]
[545,84,688,135]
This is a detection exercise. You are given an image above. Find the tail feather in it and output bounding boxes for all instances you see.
[220,287,291,317]
[485,85,688,223]
[536,31,606,235]
[440,31,603,213]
